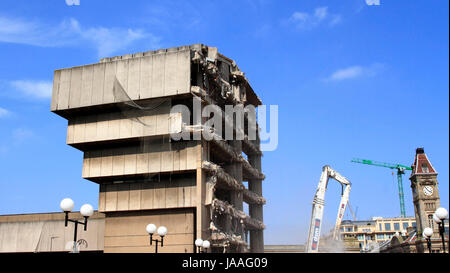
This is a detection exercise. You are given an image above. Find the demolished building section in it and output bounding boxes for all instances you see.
[51,44,265,253]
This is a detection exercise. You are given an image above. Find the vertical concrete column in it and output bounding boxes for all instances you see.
[196,140,209,251]
[248,153,264,253]
[224,140,244,252]
[229,140,243,211]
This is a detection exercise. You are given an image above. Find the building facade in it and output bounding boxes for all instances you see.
[410,148,441,238]
[340,217,416,250]
[380,147,448,253]
[0,212,105,253]
[378,224,449,253]
[49,44,265,253]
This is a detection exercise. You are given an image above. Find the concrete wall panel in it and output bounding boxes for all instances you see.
[127,57,141,100]
[152,53,165,98]
[69,66,82,108]
[83,142,197,180]
[139,54,153,99]
[177,50,191,95]
[72,115,86,143]
[105,184,118,211]
[129,183,142,210]
[0,213,105,253]
[115,59,129,103]
[66,103,181,147]
[56,69,71,110]
[103,61,117,104]
[67,119,74,144]
[99,177,195,212]
[100,150,113,177]
[84,114,97,141]
[80,65,94,107]
[95,112,109,140]
[164,52,178,96]
[52,49,191,112]
[103,209,194,253]
[51,70,61,111]
[91,63,106,105]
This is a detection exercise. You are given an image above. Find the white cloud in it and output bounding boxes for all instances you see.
[10,80,53,99]
[67,18,160,58]
[0,107,10,118]
[327,63,385,81]
[291,12,309,22]
[0,16,161,57]
[0,16,78,47]
[287,6,341,30]
[314,7,328,21]
[330,66,364,80]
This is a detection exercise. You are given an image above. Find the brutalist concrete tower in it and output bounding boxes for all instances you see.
[51,44,265,253]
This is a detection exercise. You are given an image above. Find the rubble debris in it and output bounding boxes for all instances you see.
[202,161,245,191]
[212,199,265,231]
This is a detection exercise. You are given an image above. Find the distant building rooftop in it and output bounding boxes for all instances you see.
[341,220,375,226]
[264,245,305,253]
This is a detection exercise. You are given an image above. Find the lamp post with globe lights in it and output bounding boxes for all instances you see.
[59,198,94,253]
[146,224,167,253]
[433,207,448,253]
[422,227,434,253]
[195,238,210,253]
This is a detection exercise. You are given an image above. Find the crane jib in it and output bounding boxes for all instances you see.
[351,158,411,218]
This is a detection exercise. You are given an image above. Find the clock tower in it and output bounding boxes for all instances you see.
[410,148,441,237]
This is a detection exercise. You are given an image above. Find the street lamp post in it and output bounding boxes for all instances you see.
[422,227,433,253]
[60,198,94,253]
[433,207,448,253]
[195,238,210,253]
[146,224,167,253]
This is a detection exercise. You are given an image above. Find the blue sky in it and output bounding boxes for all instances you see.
[0,0,448,245]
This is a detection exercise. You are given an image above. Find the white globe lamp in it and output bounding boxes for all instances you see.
[60,198,74,212]
[146,224,157,234]
[202,240,210,249]
[435,207,448,221]
[423,227,433,238]
[195,238,203,247]
[80,204,94,217]
[157,226,168,237]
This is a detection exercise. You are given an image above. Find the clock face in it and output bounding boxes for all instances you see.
[423,186,434,196]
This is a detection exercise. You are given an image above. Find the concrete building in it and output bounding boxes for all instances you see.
[52,44,265,253]
[0,212,104,253]
[377,222,449,253]
[340,217,417,250]
[264,245,305,253]
[0,44,266,253]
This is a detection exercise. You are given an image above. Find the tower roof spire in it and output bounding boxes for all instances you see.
[411,147,437,176]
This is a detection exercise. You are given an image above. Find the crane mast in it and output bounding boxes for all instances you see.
[306,165,352,253]
[351,158,412,217]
